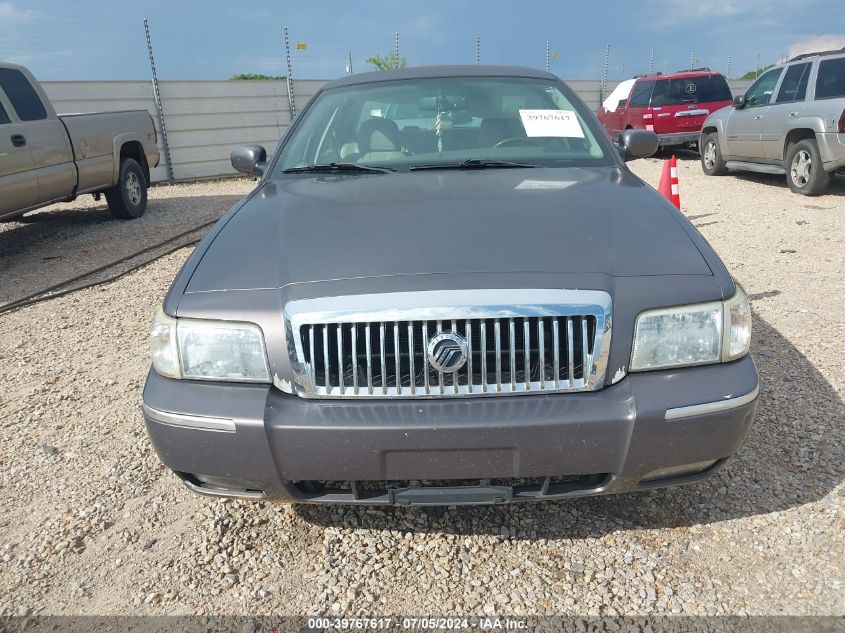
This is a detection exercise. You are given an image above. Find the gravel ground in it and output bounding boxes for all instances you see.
[0,160,843,619]
[0,179,254,306]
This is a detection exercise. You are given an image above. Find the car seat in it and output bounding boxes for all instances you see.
[357,118,405,162]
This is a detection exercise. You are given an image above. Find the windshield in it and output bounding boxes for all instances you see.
[273,76,610,174]
[650,75,732,106]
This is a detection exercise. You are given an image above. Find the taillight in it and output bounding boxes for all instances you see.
[643,108,654,121]
[838,108,845,133]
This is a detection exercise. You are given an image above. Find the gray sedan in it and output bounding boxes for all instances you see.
[143,66,758,506]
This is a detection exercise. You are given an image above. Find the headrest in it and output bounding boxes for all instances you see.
[358,118,401,154]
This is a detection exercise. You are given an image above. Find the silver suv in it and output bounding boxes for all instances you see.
[700,48,845,195]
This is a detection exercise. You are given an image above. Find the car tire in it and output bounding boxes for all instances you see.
[700,133,727,176]
[785,139,830,196]
[106,158,148,219]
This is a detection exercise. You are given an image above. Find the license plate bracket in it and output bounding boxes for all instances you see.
[389,485,512,506]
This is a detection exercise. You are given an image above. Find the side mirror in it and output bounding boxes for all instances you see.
[732,95,746,109]
[231,145,267,177]
[618,129,658,161]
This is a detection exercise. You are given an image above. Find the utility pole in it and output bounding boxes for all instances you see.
[347,51,353,75]
[475,35,480,65]
[650,47,655,74]
[144,18,173,184]
[621,61,625,79]
[283,27,295,120]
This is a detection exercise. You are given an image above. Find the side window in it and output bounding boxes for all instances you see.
[815,57,845,100]
[649,80,670,107]
[775,63,811,103]
[0,68,48,121]
[744,68,783,107]
[628,80,655,108]
[0,100,10,125]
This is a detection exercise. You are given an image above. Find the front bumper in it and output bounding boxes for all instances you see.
[142,355,759,505]
[657,132,700,147]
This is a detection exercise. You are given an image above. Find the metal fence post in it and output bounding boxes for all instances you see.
[283,27,295,120]
[144,18,174,184]
[600,44,610,103]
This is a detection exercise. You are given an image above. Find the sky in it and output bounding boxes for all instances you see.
[1,0,844,82]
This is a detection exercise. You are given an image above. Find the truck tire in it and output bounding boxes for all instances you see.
[106,158,148,219]
[700,133,727,176]
[785,139,830,196]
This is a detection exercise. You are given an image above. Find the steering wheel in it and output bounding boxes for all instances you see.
[494,137,543,148]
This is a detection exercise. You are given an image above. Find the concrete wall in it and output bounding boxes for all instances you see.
[41,78,753,183]
[42,79,323,182]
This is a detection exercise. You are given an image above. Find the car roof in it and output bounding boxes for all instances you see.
[634,70,723,81]
[787,47,845,63]
[322,65,559,90]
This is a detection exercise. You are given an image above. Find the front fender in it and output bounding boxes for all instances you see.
[700,111,730,155]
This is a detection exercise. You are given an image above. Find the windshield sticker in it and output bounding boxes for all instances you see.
[519,110,584,138]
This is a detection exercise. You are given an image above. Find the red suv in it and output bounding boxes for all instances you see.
[597,69,733,151]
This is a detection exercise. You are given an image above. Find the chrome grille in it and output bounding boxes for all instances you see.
[284,289,612,399]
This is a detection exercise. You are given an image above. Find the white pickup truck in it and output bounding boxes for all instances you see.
[0,63,160,220]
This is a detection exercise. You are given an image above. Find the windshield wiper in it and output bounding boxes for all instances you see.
[282,162,396,174]
[410,158,540,171]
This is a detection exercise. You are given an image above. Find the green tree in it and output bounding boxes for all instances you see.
[738,64,774,81]
[366,52,407,71]
[229,73,286,80]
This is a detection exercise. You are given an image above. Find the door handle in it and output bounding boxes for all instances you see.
[753,115,763,120]
[10,134,26,147]
[788,112,799,117]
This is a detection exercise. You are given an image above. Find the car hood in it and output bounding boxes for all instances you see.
[185,166,712,293]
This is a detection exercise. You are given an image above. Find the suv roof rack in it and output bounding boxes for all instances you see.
[788,47,845,62]
[675,67,712,73]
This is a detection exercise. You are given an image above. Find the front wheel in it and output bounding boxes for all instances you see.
[785,139,830,196]
[700,133,727,176]
[106,158,148,219]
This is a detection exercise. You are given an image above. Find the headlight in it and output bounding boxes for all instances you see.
[723,287,751,361]
[150,309,271,383]
[631,287,751,371]
[150,309,180,378]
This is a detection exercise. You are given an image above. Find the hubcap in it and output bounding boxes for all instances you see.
[704,141,717,169]
[125,172,142,206]
[791,150,811,187]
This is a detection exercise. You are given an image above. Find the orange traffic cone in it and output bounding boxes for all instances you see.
[658,156,681,209]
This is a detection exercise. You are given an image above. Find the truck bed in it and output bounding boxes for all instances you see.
[59,110,158,195]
